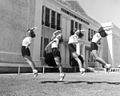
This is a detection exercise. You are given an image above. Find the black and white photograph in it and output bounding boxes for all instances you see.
[0,0,120,96]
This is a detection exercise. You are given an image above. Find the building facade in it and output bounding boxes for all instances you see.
[37,0,101,69]
[0,0,110,72]
[102,22,120,68]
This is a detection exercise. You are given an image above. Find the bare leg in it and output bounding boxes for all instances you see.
[91,50,107,66]
[54,57,63,73]
[24,56,38,77]
[91,50,111,72]
[54,57,65,81]
[74,58,82,71]
[72,52,82,71]
[24,56,36,70]
[72,52,85,74]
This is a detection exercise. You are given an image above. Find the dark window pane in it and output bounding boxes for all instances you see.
[79,24,81,30]
[40,37,43,57]
[45,7,50,27]
[40,37,49,57]
[57,13,61,30]
[42,6,45,25]
[44,38,49,49]
[91,30,93,39]
[88,29,91,41]
[75,22,78,29]
[51,10,56,28]
[71,20,74,35]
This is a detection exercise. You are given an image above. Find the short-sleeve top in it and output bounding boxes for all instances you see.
[22,37,32,47]
[92,27,108,43]
[68,34,79,44]
[51,38,59,48]
[91,33,102,43]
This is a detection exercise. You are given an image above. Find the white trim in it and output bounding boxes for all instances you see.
[0,51,21,55]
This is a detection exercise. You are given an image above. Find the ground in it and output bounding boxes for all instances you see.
[0,72,120,96]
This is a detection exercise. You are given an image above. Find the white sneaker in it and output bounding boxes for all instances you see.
[105,64,111,69]
[33,69,38,77]
[80,68,85,76]
[59,73,65,81]
[105,64,111,72]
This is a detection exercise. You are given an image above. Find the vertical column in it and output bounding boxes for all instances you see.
[32,0,43,66]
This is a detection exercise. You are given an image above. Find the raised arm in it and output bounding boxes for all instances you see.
[45,40,55,51]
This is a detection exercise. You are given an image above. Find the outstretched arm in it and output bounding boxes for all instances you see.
[53,30,61,35]
[30,27,37,30]
[71,41,79,44]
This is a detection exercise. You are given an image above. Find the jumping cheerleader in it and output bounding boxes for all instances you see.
[21,27,38,77]
[68,29,85,75]
[90,24,112,71]
[45,30,65,81]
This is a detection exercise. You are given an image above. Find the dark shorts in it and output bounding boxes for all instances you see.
[21,46,31,57]
[52,48,61,58]
[90,42,98,51]
[44,51,57,67]
[71,55,84,67]
[68,44,76,53]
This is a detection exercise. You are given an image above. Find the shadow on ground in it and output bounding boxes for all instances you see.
[40,80,120,85]
[40,81,64,84]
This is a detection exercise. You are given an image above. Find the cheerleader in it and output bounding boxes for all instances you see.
[21,27,38,77]
[90,25,112,71]
[45,30,65,81]
[68,29,85,75]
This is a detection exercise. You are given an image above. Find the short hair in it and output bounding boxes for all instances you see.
[74,29,84,38]
[98,27,107,37]
[27,29,36,38]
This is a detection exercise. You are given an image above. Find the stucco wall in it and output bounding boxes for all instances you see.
[0,0,35,63]
[112,31,120,67]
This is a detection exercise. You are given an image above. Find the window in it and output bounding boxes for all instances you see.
[42,6,45,25]
[51,10,56,28]
[44,38,49,49]
[40,37,49,57]
[42,6,61,29]
[88,29,91,41]
[40,37,43,57]
[88,29,96,41]
[70,20,82,35]
[75,22,78,29]
[70,20,74,35]
[79,24,81,30]
[57,13,61,30]
[45,7,50,27]
[94,31,96,35]
[91,30,93,40]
